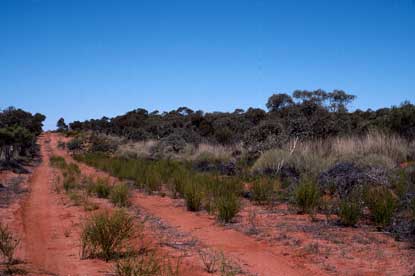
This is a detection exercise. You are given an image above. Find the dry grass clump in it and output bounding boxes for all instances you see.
[116,140,158,159]
[115,251,181,276]
[331,131,408,163]
[110,183,131,207]
[0,223,20,265]
[81,209,137,261]
[253,131,409,178]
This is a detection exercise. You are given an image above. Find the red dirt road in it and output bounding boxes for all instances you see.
[20,135,110,275]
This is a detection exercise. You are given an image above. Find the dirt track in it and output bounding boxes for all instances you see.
[21,134,110,275]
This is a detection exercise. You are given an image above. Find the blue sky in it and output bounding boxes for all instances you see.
[1,0,414,130]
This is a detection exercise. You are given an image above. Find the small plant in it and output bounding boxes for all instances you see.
[366,187,397,227]
[81,209,136,261]
[49,155,66,169]
[67,138,82,151]
[184,181,203,212]
[110,183,130,207]
[215,194,240,223]
[251,177,275,205]
[338,198,362,227]
[89,178,112,199]
[115,252,181,276]
[293,177,320,214]
[115,251,161,276]
[0,223,20,265]
[218,253,237,276]
[57,140,66,149]
[198,248,220,274]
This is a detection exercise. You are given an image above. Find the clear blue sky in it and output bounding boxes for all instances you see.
[1,0,414,130]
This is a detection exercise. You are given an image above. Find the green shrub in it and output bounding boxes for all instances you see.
[81,209,136,261]
[366,187,397,227]
[87,178,112,198]
[293,177,320,214]
[67,138,82,151]
[57,140,66,149]
[110,183,130,207]
[115,252,161,276]
[115,252,181,276]
[215,194,240,223]
[251,177,277,205]
[0,223,20,264]
[338,198,362,226]
[63,174,79,191]
[49,155,66,169]
[184,180,203,212]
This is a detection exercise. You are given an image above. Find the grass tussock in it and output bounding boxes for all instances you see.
[338,198,362,227]
[293,177,320,214]
[0,223,20,265]
[114,251,181,276]
[81,209,137,261]
[110,183,131,207]
[365,187,397,228]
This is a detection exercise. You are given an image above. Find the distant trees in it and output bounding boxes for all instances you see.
[66,91,415,152]
[57,117,68,132]
[0,107,45,163]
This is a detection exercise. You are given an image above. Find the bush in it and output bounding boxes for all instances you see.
[366,187,397,227]
[88,178,112,198]
[57,140,66,149]
[293,177,320,214]
[81,209,136,261]
[0,223,20,264]
[115,252,181,276]
[67,138,83,151]
[215,194,240,223]
[50,155,66,169]
[183,180,203,212]
[251,177,276,205]
[338,198,362,226]
[110,183,130,207]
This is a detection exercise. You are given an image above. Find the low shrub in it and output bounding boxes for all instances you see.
[0,223,20,264]
[63,173,79,191]
[183,180,203,212]
[366,187,397,227]
[115,251,181,276]
[338,198,362,226]
[87,178,112,199]
[81,209,136,261]
[251,177,276,205]
[293,177,320,214]
[115,252,161,276]
[49,155,66,169]
[57,140,66,149]
[215,194,240,223]
[67,138,82,151]
[110,183,130,207]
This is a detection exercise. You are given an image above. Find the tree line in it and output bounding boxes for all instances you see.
[64,90,415,152]
[0,107,45,163]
